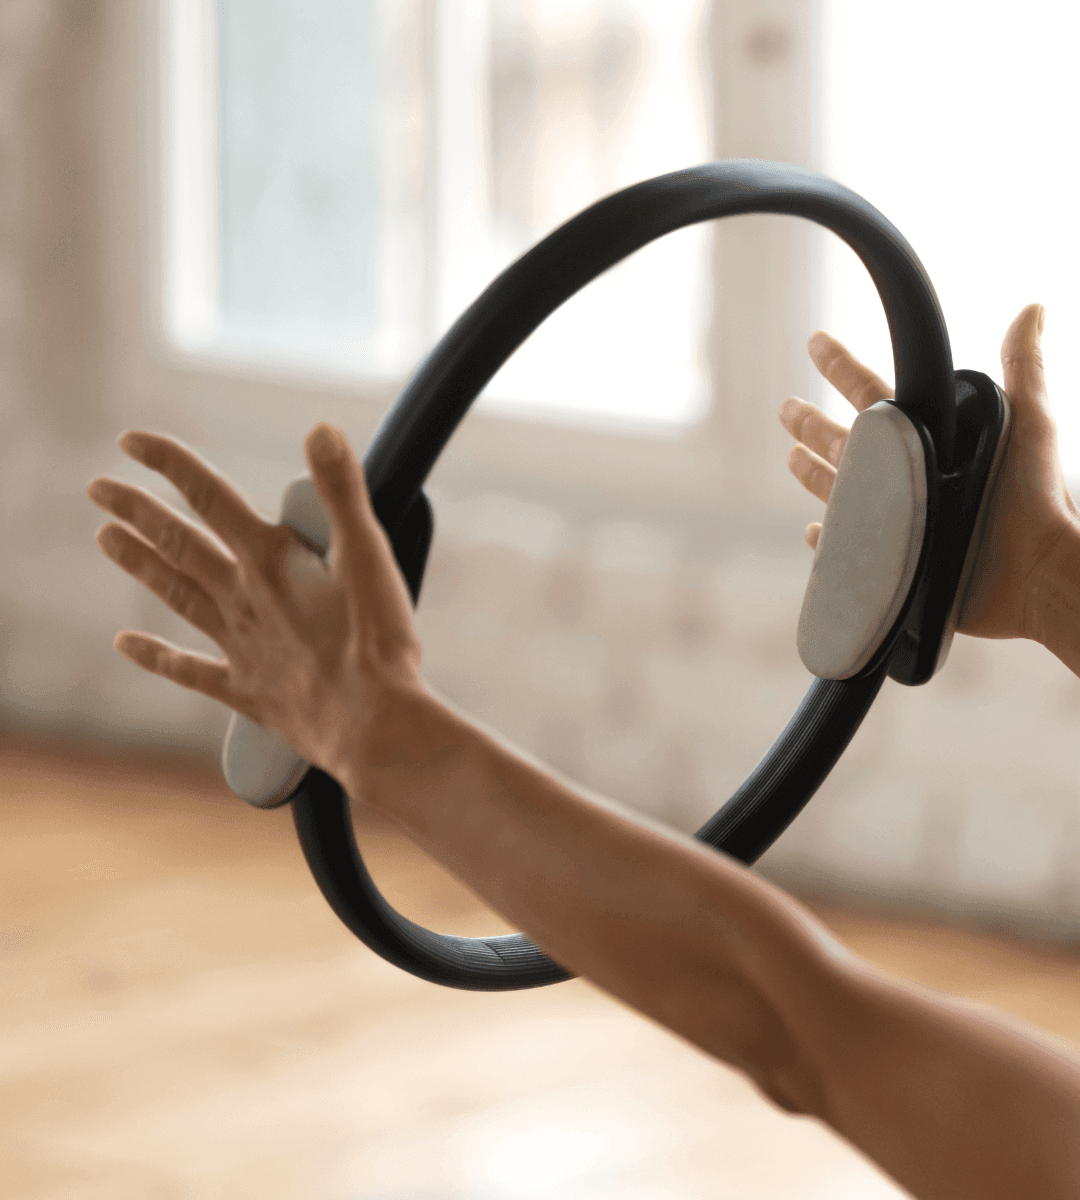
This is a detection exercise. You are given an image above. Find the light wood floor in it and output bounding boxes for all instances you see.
[4,735,1080,1200]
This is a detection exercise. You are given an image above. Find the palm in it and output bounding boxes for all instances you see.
[779,305,1078,644]
[225,537,353,734]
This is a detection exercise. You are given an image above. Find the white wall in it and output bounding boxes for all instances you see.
[3,0,1080,944]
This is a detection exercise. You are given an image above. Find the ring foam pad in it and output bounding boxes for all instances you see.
[797,400,927,680]
[221,475,332,809]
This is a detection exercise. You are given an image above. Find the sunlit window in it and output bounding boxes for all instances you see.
[167,0,712,436]
[821,0,1080,481]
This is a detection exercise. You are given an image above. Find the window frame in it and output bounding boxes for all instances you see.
[137,0,828,538]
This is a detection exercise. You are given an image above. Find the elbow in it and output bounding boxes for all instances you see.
[752,1049,830,1120]
[716,997,833,1123]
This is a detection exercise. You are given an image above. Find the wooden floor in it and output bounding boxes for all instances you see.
[4,737,1080,1200]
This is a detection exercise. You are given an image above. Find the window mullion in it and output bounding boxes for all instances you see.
[701,0,826,515]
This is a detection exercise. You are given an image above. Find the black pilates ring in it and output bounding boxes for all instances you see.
[286,159,1007,990]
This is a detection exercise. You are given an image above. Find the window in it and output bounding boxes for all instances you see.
[165,0,713,437]
[820,0,1080,482]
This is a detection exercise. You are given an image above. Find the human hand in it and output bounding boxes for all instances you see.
[778,303,1080,641]
[87,423,425,791]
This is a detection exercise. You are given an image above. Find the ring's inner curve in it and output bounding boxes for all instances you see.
[290,158,956,991]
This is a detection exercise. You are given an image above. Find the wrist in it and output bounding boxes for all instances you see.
[330,677,462,814]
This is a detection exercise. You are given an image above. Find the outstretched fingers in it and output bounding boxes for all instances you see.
[778,395,844,508]
[95,522,228,646]
[117,431,272,566]
[113,632,233,706]
[807,331,894,412]
[785,442,837,507]
[779,397,849,470]
[779,330,895,548]
[88,474,237,595]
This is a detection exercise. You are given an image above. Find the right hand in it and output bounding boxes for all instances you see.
[778,303,1080,641]
[88,423,427,796]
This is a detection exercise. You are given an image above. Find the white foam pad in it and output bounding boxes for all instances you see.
[797,400,927,680]
[221,476,332,808]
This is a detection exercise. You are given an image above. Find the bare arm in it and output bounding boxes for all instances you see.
[814,956,1080,1200]
[88,410,1080,1200]
[351,682,1080,1200]
[773,300,1080,1195]
[346,681,854,1118]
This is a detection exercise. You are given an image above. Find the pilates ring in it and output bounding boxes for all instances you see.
[221,159,1012,990]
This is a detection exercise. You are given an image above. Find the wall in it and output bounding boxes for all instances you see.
[3,0,1080,945]
[418,486,1080,944]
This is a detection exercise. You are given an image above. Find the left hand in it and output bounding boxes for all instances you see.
[778,305,1080,642]
[87,423,426,790]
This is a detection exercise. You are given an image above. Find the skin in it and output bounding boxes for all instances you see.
[87,301,1080,1198]
[779,302,1080,643]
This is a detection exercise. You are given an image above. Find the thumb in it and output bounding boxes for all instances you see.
[305,422,379,567]
[304,422,414,633]
[1000,303,1050,414]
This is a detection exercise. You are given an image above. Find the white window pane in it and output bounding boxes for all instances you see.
[821,1,1080,484]
[453,0,713,434]
[210,0,711,433]
[215,0,428,376]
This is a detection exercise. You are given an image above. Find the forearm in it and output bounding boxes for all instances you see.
[821,962,1080,1200]
[1027,516,1080,680]
[342,683,853,1116]
[342,684,1080,1198]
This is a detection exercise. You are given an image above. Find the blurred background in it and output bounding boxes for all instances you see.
[4,2,1080,1197]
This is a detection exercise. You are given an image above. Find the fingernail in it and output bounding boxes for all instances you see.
[808,331,829,357]
[1038,305,1046,336]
